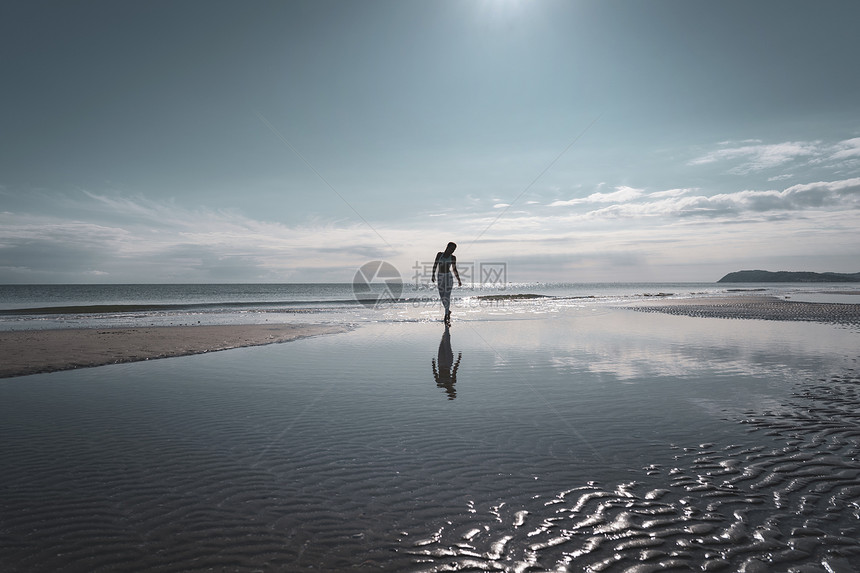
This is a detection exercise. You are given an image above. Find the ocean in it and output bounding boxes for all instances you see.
[1,281,856,331]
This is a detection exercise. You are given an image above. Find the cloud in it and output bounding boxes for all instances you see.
[647,188,694,199]
[767,174,794,182]
[0,194,407,283]
[782,177,860,205]
[717,139,762,145]
[689,141,820,173]
[830,137,860,161]
[583,195,733,219]
[2,170,858,283]
[568,177,860,221]
[548,186,643,207]
[526,176,859,225]
[688,137,860,176]
[0,223,129,278]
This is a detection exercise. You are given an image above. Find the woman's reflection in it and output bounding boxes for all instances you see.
[432,324,462,400]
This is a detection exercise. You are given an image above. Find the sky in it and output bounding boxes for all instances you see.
[1,0,859,284]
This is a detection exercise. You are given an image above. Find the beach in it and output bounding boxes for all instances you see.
[6,1,860,571]
[0,324,348,379]
[2,295,858,380]
[1,292,860,571]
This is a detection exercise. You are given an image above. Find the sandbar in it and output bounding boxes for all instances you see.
[0,324,348,379]
[631,295,860,326]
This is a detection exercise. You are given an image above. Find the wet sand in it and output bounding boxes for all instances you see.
[1,311,859,571]
[631,295,860,326]
[0,324,348,378]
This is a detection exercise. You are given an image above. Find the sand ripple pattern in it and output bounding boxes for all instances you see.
[0,370,413,572]
[407,370,860,572]
[632,297,860,328]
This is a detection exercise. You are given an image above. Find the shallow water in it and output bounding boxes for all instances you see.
[0,309,858,571]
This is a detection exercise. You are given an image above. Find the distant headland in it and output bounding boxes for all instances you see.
[718,270,860,283]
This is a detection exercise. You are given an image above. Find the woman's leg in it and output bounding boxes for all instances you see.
[437,273,452,317]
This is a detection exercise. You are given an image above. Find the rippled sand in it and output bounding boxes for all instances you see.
[408,369,860,572]
[632,295,860,327]
[1,305,859,572]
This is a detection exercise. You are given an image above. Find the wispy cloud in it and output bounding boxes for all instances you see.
[689,141,820,173]
[0,194,401,282]
[647,188,694,199]
[3,135,858,283]
[830,137,860,161]
[548,186,643,207]
[581,178,860,220]
[689,137,860,175]
[537,177,859,222]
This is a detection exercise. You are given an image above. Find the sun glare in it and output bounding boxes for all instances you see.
[477,0,530,22]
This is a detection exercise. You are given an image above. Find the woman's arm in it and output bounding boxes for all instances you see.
[431,252,441,283]
[452,256,462,286]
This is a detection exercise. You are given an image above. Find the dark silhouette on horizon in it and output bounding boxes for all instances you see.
[431,241,462,325]
[718,270,860,283]
[432,324,461,400]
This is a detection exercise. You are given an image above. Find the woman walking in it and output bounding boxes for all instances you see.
[431,242,462,324]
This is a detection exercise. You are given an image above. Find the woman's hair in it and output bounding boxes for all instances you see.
[446,242,457,252]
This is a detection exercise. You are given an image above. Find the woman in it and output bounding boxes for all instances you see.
[431,242,462,324]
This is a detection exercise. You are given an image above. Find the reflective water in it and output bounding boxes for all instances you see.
[0,308,858,571]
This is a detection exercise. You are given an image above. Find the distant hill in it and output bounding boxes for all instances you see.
[718,270,860,283]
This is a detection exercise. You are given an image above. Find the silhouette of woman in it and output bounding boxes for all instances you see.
[432,324,461,400]
[431,242,462,324]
